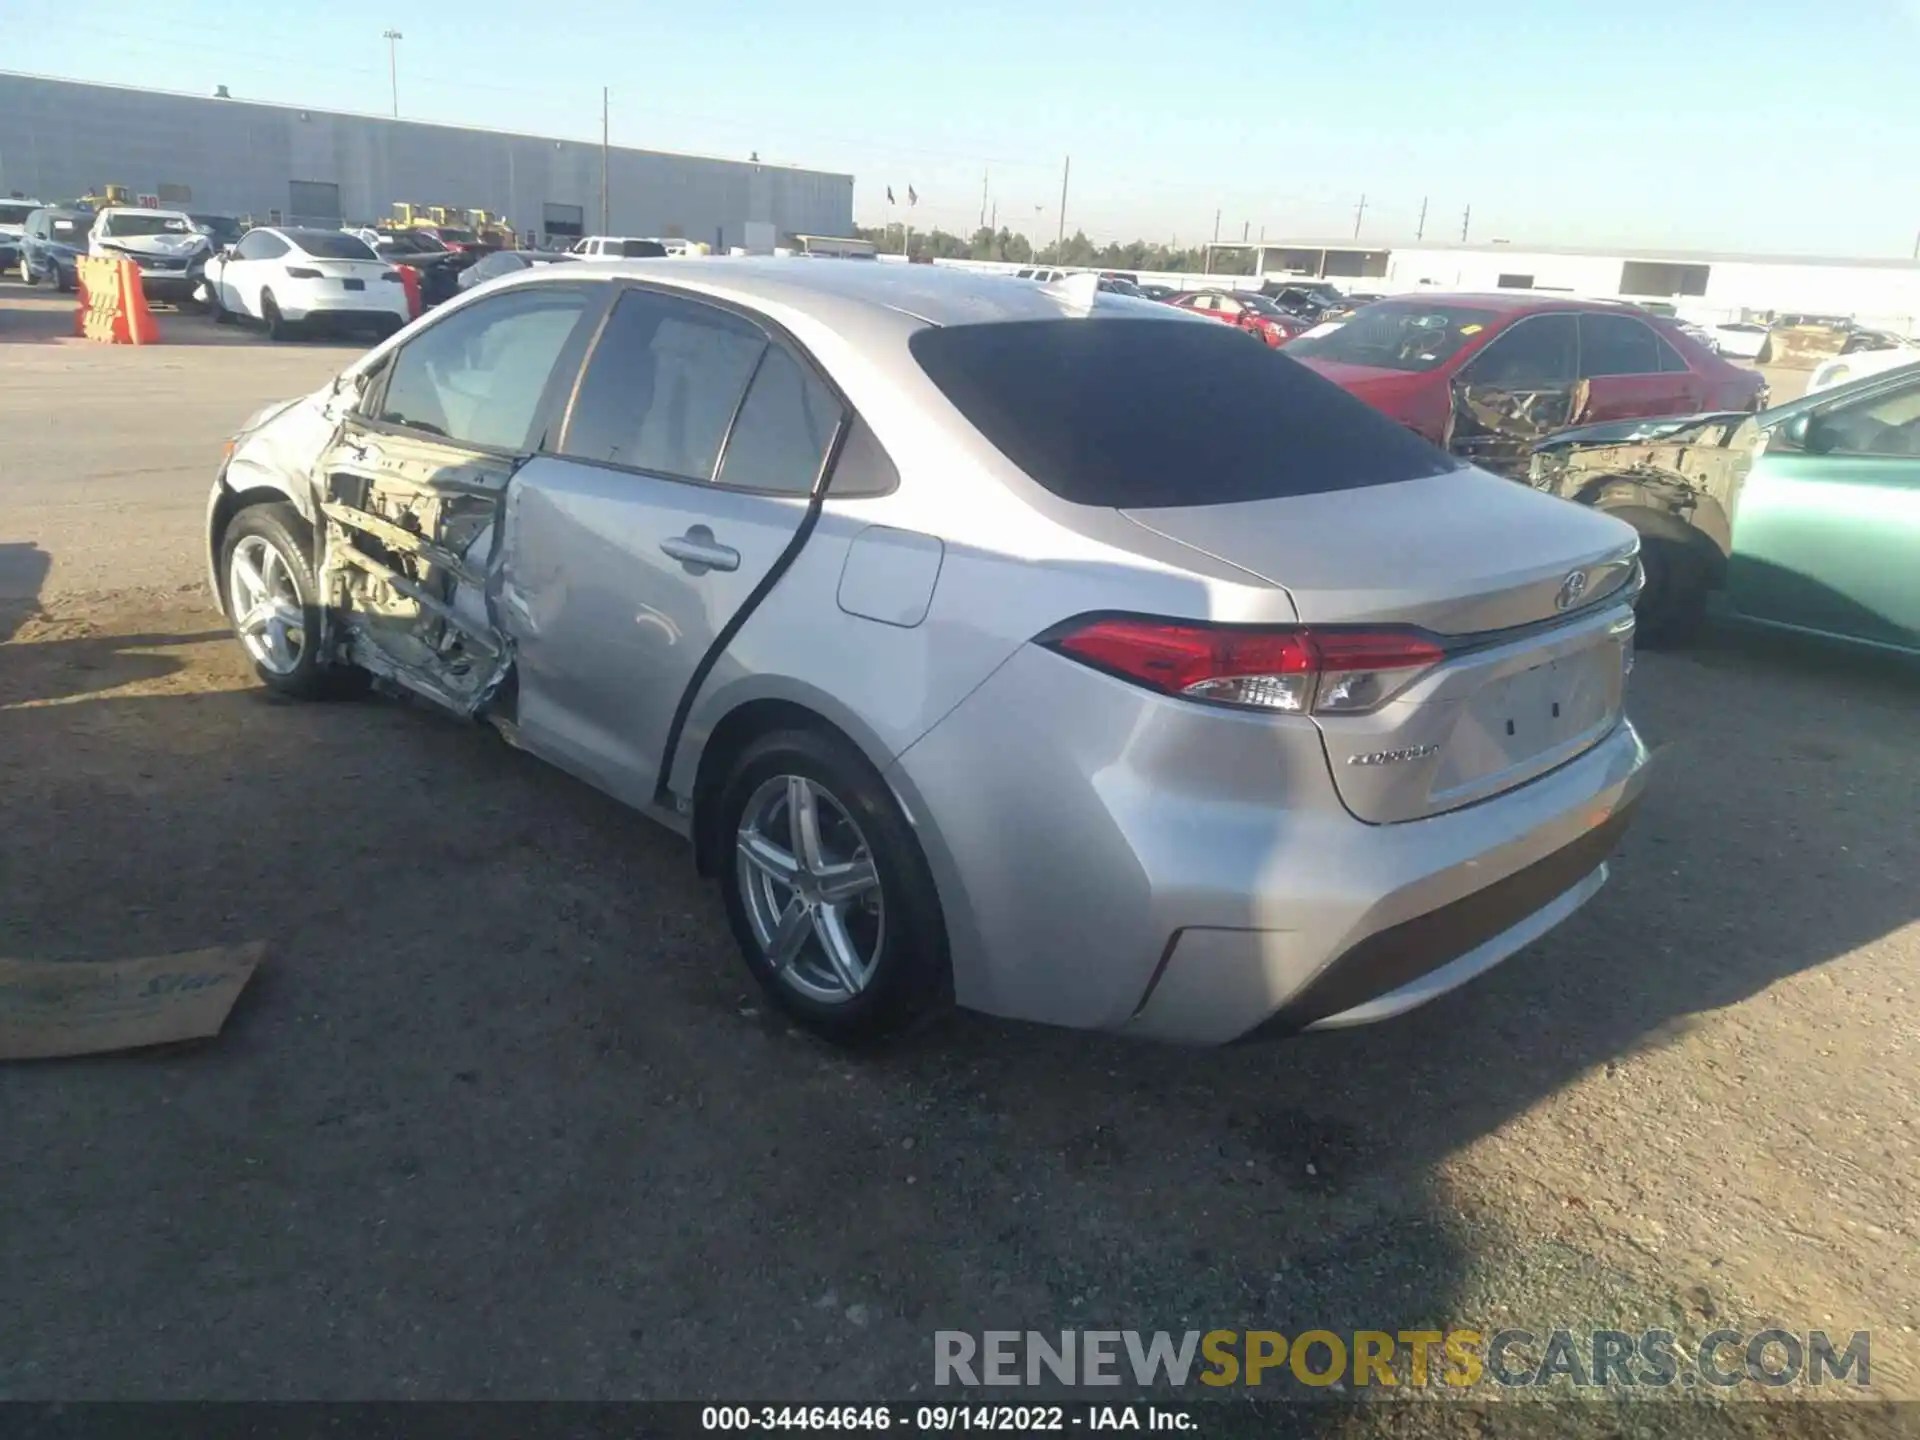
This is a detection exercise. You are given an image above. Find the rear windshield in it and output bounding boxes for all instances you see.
[285,229,376,260]
[1285,301,1500,373]
[616,239,667,258]
[909,318,1458,508]
[0,203,35,226]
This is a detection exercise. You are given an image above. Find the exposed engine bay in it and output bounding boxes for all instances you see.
[1527,412,1761,554]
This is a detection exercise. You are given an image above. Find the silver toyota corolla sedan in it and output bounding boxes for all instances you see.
[205,260,1651,1046]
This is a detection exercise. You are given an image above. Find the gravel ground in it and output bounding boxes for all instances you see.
[1,292,1914,1428]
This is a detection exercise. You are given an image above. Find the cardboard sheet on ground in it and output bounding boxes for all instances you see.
[0,943,263,1060]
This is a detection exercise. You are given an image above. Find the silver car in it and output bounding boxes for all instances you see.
[205,261,1651,1046]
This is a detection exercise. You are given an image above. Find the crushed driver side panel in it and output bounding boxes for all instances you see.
[313,426,522,716]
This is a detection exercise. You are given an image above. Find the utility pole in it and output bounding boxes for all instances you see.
[600,88,610,234]
[1241,220,1249,242]
[990,200,996,232]
[1352,192,1367,239]
[1056,156,1069,251]
[1461,204,1471,243]
[1416,195,1428,241]
[382,30,402,118]
[1213,209,1221,242]
[1913,228,1919,261]
[980,170,988,231]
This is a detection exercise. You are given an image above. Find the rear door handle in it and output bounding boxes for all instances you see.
[660,525,740,575]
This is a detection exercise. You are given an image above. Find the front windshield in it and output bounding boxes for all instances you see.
[103,212,194,238]
[1286,301,1500,372]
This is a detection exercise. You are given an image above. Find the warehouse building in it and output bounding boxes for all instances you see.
[0,72,854,251]
[1217,238,1920,335]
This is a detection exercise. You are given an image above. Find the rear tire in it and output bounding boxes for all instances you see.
[54,264,73,294]
[261,289,294,341]
[17,254,33,285]
[716,727,951,1048]
[219,502,367,700]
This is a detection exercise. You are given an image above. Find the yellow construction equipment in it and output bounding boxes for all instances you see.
[466,210,517,249]
[75,184,134,209]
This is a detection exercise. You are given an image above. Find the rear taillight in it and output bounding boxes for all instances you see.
[1044,617,1445,716]
[285,266,322,279]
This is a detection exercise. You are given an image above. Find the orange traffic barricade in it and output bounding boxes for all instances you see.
[74,255,161,345]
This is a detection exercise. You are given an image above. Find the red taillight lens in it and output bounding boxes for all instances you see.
[1045,618,1444,715]
[285,266,322,279]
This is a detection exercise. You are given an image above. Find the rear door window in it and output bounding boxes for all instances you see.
[713,346,845,494]
[909,317,1457,508]
[560,288,769,479]
[1579,313,1663,377]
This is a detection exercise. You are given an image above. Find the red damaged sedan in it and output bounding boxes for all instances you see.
[1165,289,1312,347]
[1286,294,1767,473]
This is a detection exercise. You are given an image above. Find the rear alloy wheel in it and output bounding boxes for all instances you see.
[718,729,950,1047]
[220,503,365,699]
[261,289,293,341]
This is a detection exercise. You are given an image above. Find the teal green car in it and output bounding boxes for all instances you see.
[1528,359,1920,651]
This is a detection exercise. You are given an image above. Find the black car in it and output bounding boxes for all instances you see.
[456,249,580,291]
[371,236,466,308]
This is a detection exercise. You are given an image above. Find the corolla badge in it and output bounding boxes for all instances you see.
[1348,744,1440,767]
[1555,569,1591,611]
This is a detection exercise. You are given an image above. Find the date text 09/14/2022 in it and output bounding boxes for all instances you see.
[701,1405,1196,1432]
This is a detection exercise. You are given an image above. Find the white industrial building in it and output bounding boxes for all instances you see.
[0,72,854,251]
[1223,240,1920,336]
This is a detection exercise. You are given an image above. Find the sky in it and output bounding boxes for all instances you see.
[6,0,1917,258]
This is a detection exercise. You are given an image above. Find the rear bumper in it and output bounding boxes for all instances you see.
[1244,793,1637,1037]
[280,289,410,325]
[892,642,1652,1044]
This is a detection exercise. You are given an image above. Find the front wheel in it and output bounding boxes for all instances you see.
[1626,530,1709,648]
[717,728,951,1047]
[206,281,233,324]
[220,503,365,699]
[17,254,32,285]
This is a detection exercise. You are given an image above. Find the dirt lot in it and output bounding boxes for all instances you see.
[1,290,1915,1423]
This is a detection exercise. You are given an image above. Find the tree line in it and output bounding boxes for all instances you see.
[852,224,1256,275]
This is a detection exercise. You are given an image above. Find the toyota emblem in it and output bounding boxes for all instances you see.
[1555,569,1590,611]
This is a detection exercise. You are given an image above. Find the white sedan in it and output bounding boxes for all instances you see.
[204,226,411,340]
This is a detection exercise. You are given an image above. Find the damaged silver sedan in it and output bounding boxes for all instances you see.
[207,261,1648,1047]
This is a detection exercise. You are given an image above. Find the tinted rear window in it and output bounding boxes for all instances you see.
[909,318,1458,508]
[284,229,376,260]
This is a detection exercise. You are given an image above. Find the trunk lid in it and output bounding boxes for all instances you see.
[1122,467,1641,823]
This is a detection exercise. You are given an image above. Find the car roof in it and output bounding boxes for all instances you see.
[506,255,1190,331]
